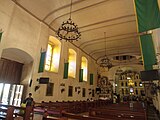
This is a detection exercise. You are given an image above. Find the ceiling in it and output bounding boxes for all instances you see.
[12,0,141,66]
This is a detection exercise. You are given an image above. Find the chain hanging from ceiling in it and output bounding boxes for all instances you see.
[100,32,112,69]
[57,0,81,42]
[115,48,123,75]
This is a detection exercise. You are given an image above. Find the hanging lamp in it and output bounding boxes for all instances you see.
[57,0,81,42]
[100,32,112,69]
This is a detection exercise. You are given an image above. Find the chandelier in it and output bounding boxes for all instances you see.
[100,32,112,69]
[115,67,123,75]
[100,56,112,68]
[57,0,81,42]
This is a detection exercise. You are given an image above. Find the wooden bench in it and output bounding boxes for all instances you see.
[42,111,109,120]
[0,106,14,120]
[0,104,34,120]
[14,106,34,120]
[97,102,146,114]
[89,106,147,120]
[34,100,112,115]
[61,111,110,120]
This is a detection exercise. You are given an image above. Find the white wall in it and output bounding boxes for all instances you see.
[0,0,98,103]
[1,0,158,105]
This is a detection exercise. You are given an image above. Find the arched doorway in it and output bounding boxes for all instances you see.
[0,48,33,105]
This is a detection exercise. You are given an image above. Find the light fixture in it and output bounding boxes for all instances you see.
[127,77,131,80]
[57,0,81,42]
[128,80,134,86]
[139,83,143,87]
[100,32,112,69]
[115,67,123,75]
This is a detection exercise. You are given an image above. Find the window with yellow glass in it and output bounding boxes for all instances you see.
[45,36,61,72]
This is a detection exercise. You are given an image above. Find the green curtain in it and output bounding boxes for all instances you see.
[90,74,94,85]
[140,34,157,70]
[63,62,69,79]
[79,69,83,82]
[38,51,46,73]
[135,0,160,32]
[0,32,3,42]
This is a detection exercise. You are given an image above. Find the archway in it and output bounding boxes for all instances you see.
[0,48,34,105]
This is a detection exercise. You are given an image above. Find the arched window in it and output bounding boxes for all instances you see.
[135,73,139,79]
[68,49,76,78]
[45,36,61,72]
[125,82,128,87]
[135,82,137,86]
[122,75,125,80]
[126,88,128,94]
[81,56,88,81]
[136,89,138,95]
[122,89,124,95]
[121,82,124,86]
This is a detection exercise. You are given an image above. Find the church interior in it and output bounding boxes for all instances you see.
[0,0,160,120]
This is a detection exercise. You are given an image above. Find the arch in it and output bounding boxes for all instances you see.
[1,48,34,84]
[68,49,77,78]
[1,48,33,64]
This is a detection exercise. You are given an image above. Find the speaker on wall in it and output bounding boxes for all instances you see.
[140,69,160,81]
[39,77,49,84]
[96,87,101,93]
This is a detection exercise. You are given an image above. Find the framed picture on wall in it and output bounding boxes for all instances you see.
[82,88,85,97]
[68,86,73,97]
[92,89,95,97]
[46,83,54,96]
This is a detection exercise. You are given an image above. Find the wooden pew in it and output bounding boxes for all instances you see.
[0,106,14,120]
[34,102,63,117]
[0,104,34,120]
[14,106,34,120]
[98,102,146,113]
[89,107,147,120]
[62,111,110,120]
[34,100,112,116]
[42,111,109,120]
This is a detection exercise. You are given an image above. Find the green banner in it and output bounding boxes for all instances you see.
[38,51,46,73]
[135,0,160,32]
[90,74,94,85]
[0,32,2,42]
[63,62,69,79]
[79,69,83,82]
[140,34,157,70]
